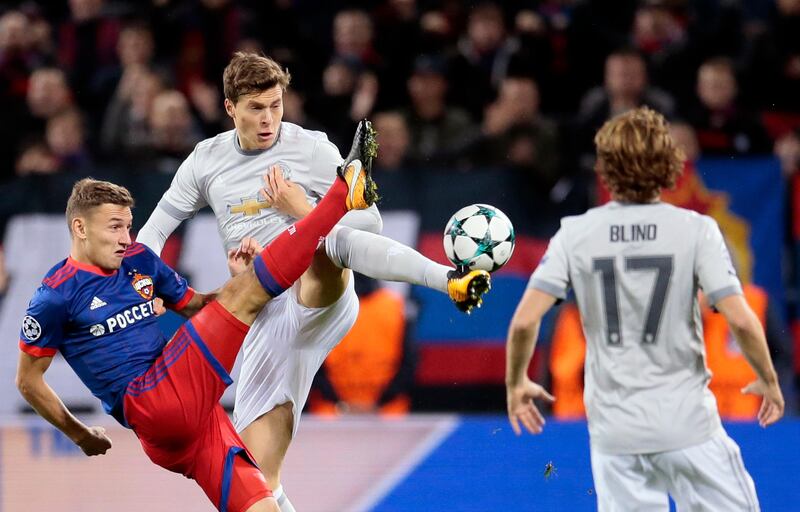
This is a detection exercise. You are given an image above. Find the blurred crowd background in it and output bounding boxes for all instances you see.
[1,0,799,419]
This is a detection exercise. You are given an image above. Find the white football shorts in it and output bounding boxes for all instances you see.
[590,428,759,511]
[232,275,358,436]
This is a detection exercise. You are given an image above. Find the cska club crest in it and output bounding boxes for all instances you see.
[131,273,154,300]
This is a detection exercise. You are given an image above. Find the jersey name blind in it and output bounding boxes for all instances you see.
[530,201,742,454]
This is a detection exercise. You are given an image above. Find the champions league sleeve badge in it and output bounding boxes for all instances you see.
[22,315,42,341]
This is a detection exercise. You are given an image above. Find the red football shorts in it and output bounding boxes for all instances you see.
[123,301,271,512]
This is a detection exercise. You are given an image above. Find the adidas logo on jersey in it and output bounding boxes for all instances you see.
[90,297,107,310]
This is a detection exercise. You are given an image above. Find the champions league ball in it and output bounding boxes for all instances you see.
[443,204,515,272]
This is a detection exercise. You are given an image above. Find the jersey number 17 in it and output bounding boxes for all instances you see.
[592,255,673,346]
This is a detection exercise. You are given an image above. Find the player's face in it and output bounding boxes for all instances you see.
[226,85,284,151]
[83,204,133,270]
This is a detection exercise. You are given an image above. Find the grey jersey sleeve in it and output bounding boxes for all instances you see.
[309,136,382,234]
[528,227,570,299]
[159,149,208,221]
[136,206,182,256]
[695,216,742,305]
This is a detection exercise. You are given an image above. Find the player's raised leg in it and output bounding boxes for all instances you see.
[325,225,492,313]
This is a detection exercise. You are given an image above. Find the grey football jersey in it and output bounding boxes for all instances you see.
[157,122,365,251]
[530,201,741,454]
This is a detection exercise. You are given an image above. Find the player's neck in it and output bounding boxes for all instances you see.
[610,194,661,204]
[69,245,117,276]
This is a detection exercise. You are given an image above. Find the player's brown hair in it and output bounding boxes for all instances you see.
[223,52,291,103]
[594,107,685,203]
[66,178,135,226]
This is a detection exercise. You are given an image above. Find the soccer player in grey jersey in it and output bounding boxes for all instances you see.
[505,107,784,511]
[137,52,490,511]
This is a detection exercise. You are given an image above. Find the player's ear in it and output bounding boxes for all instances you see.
[71,217,88,240]
[224,98,235,120]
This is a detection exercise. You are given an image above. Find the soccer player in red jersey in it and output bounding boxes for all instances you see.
[15,125,377,512]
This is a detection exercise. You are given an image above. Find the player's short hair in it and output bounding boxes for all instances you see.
[223,52,291,103]
[66,178,135,226]
[594,107,684,203]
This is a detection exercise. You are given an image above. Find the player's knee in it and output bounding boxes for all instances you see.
[298,260,348,308]
[217,269,271,319]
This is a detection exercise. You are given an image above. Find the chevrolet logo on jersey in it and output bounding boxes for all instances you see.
[131,273,154,300]
[104,300,157,333]
[230,197,273,217]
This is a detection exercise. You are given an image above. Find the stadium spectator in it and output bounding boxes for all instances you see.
[688,57,771,155]
[372,111,411,173]
[58,0,120,112]
[472,76,560,186]
[574,48,675,173]
[0,11,41,97]
[401,55,475,167]
[15,141,58,177]
[24,67,74,139]
[280,88,323,133]
[90,20,157,124]
[100,67,165,158]
[448,2,518,119]
[506,9,559,112]
[630,2,695,105]
[669,121,702,162]
[744,0,800,112]
[332,9,380,67]
[140,89,201,174]
[309,56,378,150]
[46,108,93,174]
[173,0,245,88]
[0,10,49,181]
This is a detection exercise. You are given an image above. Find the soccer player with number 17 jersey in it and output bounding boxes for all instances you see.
[505,107,784,511]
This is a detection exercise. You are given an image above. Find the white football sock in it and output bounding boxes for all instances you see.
[272,485,297,512]
[325,225,451,293]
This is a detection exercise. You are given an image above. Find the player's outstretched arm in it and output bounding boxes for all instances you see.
[16,352,112,456]
[715,294,785,427]
[505,288,557,435]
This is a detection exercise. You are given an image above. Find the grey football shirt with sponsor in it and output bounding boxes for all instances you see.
[156,122,374,251]
[530,201,741,454]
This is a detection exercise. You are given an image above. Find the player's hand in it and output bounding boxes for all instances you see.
[227,237,263,276]
[507,378,555,435]
[742,379,785,427]
[76,426,112,456]
[260,165,312,219]
[153,297,166,316]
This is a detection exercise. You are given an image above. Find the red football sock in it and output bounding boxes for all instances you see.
[253,178,349,296]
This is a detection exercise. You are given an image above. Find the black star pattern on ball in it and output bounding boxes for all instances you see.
[476,206,496,219]
[448,217,467,245]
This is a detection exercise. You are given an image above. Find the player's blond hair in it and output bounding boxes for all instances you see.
[594,107,684,203]
[223,52,291,103]
[66,178,134,226]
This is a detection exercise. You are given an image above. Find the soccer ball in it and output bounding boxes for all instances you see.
[443,204,515,272]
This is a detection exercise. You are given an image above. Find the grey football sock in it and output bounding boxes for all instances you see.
[326,225,450,293]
